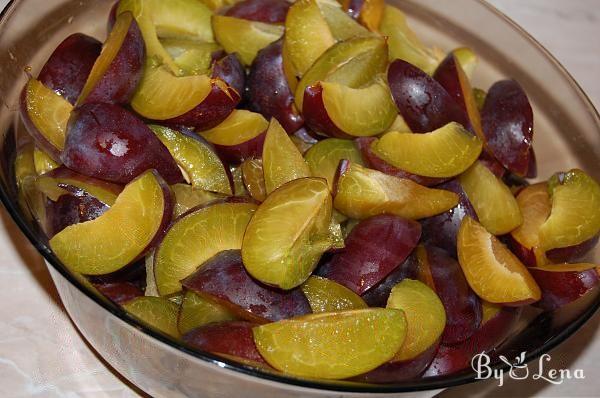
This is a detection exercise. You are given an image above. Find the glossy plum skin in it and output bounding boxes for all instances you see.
[167,81,241,131]
[212,53,246,98]
[81,16,145,105]
[46,193,108,238]
[422,246,482,345]
[355,137,447,186]
[481,80,534,176]
[387,59,469,134]
[319,215,422,295]
[62,103,182,184]
[94,282,144,305]
[182,250,312,323]
[361,253,419,307]
[247,39,304,134]
[530,268,600,311]
[421,180,478,258]
[183,321,267,364]
[225,0,291,24]
[38,33,102,104]
[546,235,600,264]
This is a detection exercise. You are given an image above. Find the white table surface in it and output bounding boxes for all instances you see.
[0,1,598,397]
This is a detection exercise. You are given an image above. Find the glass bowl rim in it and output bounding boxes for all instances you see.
[0,0,599,394]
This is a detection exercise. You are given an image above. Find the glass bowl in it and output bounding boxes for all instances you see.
[0,0,598,397]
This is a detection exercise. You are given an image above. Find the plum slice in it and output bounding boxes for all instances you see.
[380,5,441,75]
[301,276,367,313]
[161,38,221,76]
[183,250,311,322]
[247,39,304,134]
[171,184,226,217]
[183,321,266,364]
[459,161,523,235]
[177,290,237,335]
[33,147,60,175]
[211,53,245,98]
[154,201,257,296]
[20,79,73,162]
[538,169,600,253]
[150,125,232,195]
[304,138,364,190]
[373,123,482,178]
[458,217,541,305]
[49,171,173,275]
[199,110,268,164]
[284,0,336,77]
[94,282,144,306]
[38,33,102,104]
[242,178,334,290]
[333,161,459,220]
[123,296,180,338]
[303,79,397,138]
[45,193,109,239]
[212,15,284,66]
[319,214,421,295]
[77,12,144,105]
[253,309,407,379]
[342,0,384,31]
[482,80,534,176]
[387,59,469,134]
[262,119,311,194]
[360,253,419,307]
[317,0,371,40]
[241,159,267,202]
[62,102,182,185]
[225,0,291,24]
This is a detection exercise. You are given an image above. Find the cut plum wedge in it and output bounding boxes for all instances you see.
[20,79,73,161]
[318,0,371,40]
[49,171,172,275]
[242,178,334,290]
[373,123,482,178]
[380,5,440,75]
[150,125,232,195]
[342,0,384,31]
[284,0,336,77]
[241,158,267,202]
[199,110,268,164]
[171,184,225,217]
[262,119,312,194]
[529,266,599,311]
[453,47,478,80]
[225,0,291,24]
[303,79,397,138]
[538,169,600,252]
[212,15,284,66]
[62,103,182,185]
[77,12,144,105]
[387,279,446,361]
[182,250,311,322]
[319,214,421,295]
[36,167,121,206]
[457,217,541,305]
[178,290,237,335]
[211,53,246,98]
[253,308,407,379]
[161,39,220,76]
[301,276,367,313]
[33,147,60,175]
[304,138,364,190]
[154,201,257,296]
[295,36,387,111]
[123,296,180,338]
[333,161,459,220]
[459,161,523,235]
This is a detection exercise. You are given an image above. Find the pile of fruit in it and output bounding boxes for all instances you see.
[13,0,600,383]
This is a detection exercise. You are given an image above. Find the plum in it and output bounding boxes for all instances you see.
[62,103,182,185]
[319,215,421,295]
[316,0,370,41]
[304,138,364,190]
[161,39,221,77]
[183,321,267,364]
[78,12,144,105]
[211,53,246,98]
[387,59,469,134]
[225,0,291,23]
[123,296,180,338]
[241,158,267,202]
[530,265,600,311]
[182,250,312,322]
[177,290,237,335]
[482,80,534,176]
[170,184,226,217]
[342,0,384,31]
[94,282,144,305]
[361,253,419,307]
[301,276,367,313]
[45,193,108,238]
[37,167,122,206]
[38,33,102,104]
[290,128,319,154]
[33,147,60,175]
[247,39,304,134]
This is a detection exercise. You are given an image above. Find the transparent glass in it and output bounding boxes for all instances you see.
[0,0,598,397]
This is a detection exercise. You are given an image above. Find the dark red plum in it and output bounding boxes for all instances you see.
[62,103,182,184]
[546,235,600,264]
[247,39,304,133]
[481,80,534,176]
[361,253,419,307]
[478,150,506,178]
[182,250,312,323]
[530,267,600,311]
[225,0,291,24]
[94,282,144,305]
[303,84,351,139]
[319,215,421,295]
[183,321,267,364]
[46,193,108,238]
[211,53,246,98]
[213,132,267,165]
[387,59,469,134]
[38,33,102,104]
